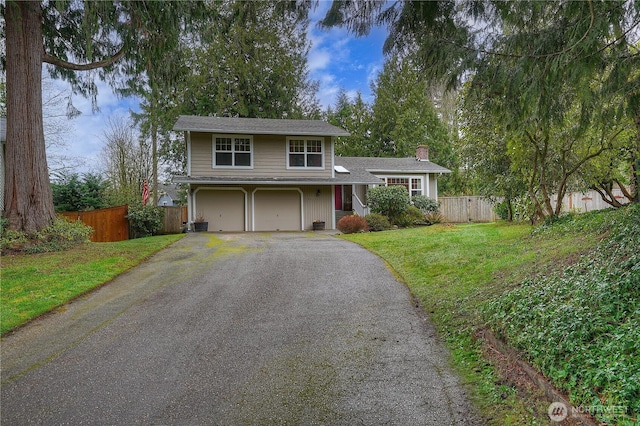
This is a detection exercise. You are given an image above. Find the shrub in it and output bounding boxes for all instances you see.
[392,206,426,228]
[425,212,444,225]
[128,204,164,238]
[406,205,428,225]
[412,195,439,215]
[367,185,410,223]
[393,214,414,228]
[494,200,510,220]
[365,213,391,232]
[1,217,93,254]
[337,215,368,234]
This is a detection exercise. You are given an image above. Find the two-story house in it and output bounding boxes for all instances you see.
[173,116,450,231]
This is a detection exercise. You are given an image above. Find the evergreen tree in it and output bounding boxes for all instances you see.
[327,90,374,157]
[2,1,206,232]
[130,1,320,179]
[370,56,453,167]
[51,172,108,212]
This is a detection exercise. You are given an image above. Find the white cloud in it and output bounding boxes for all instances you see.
[45,73,140,175]
[307,48,332,72]
[307,5,386,109]
[366,62,383,88]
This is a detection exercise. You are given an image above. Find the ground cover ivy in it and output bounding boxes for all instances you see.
[483,205,640,424]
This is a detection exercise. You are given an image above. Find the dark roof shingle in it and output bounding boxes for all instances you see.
[335,156,451,174]
[173,115,350,137]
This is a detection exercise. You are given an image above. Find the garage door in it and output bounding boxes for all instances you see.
[195,190,245,231]
[254,190,301,231]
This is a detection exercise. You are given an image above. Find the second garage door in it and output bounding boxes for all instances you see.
[195,189,245,232]
[254,190,301,231]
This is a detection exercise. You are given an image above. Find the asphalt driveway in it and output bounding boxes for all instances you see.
[1,232,480,425]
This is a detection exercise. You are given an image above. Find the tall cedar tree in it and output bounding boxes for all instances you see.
[2,1,206,232]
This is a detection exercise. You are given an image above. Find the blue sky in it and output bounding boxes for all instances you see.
[46,2,388,175]
[308,2,388,108]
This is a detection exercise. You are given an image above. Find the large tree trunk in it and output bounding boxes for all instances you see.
[5,1,55,232]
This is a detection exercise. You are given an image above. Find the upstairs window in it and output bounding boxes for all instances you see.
[214,135,253,168]
[287,138,324,169]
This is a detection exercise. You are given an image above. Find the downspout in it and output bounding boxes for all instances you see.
[331,136,336,229]
[331,185,336,229]
[186,131,192,176]
[331,136,336,178]
[426,174,430,198]
[435,175,438,201]
[187,184,193,228]
[186,131,193,225]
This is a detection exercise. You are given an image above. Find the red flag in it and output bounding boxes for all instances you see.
[142,179,149,205]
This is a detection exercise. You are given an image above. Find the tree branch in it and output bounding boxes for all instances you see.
[615,178,635,201]
[43,46,125,71]
[442,0,596,60]
[590,185,621,208]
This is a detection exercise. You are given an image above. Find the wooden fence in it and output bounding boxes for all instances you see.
[559,189,626,213]
[158,206,188,234]
[62,205,187,242]
[439,189,625,223]
[61,205,129,242]
[439,196,499,223]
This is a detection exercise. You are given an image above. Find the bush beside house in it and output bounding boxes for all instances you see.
[364,186,440,231]
[337,215,368,234]
[367,185,410,223]
[365,213,392,231]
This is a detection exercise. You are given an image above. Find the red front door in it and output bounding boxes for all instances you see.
[334,185,342,210]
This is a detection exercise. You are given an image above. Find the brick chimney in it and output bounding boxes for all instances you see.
[416,145,429,161]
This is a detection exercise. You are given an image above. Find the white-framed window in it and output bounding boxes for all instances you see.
[287,137,324,169]
[213,135,253,168]
[383,176,423,197]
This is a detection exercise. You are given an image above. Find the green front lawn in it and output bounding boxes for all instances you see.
[0,234,184,335]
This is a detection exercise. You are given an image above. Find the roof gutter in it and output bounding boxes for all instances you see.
[173,177,382,185]
[173,127,349,137]
[366,168,452,174]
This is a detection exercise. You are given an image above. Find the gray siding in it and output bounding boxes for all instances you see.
[302,186,333,230]
[353,184,368,207]
[428,174,438,199]
[189,133,333,178]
